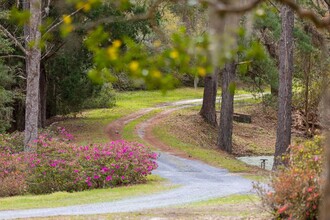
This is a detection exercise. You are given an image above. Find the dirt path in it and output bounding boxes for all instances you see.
[105,108,155,140]
[0,95,262,220]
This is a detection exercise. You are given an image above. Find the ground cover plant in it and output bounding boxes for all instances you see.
[0,128,158,197]
[255,137,324,219]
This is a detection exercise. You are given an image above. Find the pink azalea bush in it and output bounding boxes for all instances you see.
[0,133,26,197]
[0,151,26,197]
[0,128,158,196]
[255,137,323,220]
[0,132,24,153]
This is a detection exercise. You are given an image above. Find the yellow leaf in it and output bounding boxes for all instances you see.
[170,50,179,59]
[62,15,72,24]
[83,3,92,12]
[129,61,139,72]
[197,67,206,77]
[107,47,118,60]
[151,70,162,79]
[113,40,122,48]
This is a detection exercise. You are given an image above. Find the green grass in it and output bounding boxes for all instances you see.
[0,175,175,211]
[116,87,254,110]
[58,88,205,145]
[122,109,161,143]
[59,108,134,144]
[116,87,205,110]
[243,174,270,182]
[58,87,254,145]
[186,194,260,207]
[152,123,253,173]
[42,194,264,220]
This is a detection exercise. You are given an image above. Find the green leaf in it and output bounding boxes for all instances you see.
[9,8,30,26]
[229,82,236,95]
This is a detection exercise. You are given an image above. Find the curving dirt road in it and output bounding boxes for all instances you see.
[0,95,259,220]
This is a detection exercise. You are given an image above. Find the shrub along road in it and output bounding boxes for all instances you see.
[0,94,261,219]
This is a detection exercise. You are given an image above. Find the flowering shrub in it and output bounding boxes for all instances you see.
[27,136,158,194]
[0,132,24,153]
[0,128,158,196]
[255,137,324,219]
[0,151,27,197]
[0,132,26,197]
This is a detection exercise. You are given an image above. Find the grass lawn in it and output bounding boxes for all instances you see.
[152,121,254,173]
[122,109,161,143]
[58,87,206,144]
[2,87,271,219]
[33,194,269,220]
[118,94,269,174]
[59,87,254,144]
[0,176,176,211]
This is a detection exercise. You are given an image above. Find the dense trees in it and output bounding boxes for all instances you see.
[0,1,155,147]
[0,0,329,175]
[0,0,330,216]
[0,32,16,133]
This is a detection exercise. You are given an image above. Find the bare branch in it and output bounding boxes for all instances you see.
[0,55,26,60]
[0,24,28,55]
[201,0,263,14]
[80,0,165,30]
[43,6,84,36]
[199,0,330,31]
[278,0,330,30]
[41,42,66,61]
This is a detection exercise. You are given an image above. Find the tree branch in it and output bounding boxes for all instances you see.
[43,6,84,36]
[79,0,165,30]
[278,0,330,30]
[199,0,330,31]
[41,41,66,61]
[0,55,26,60]
[201,0,263,14]
[0,24,28,55]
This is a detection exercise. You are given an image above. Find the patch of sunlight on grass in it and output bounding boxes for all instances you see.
[234,97,262,105]
[116,87,205,109]
[0,175,174,211]
[186,194,260,207]
[152,124,252,173]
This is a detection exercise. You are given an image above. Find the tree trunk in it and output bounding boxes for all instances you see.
[38,62,47,128]
[273,4,294,169]
[260,30,279,96]
[24,0,41,148]
[320,89,330,219]
[217,62,236,153]
[205,2,228,128]
[214,1,240,154]
[200,69,219,126]
[304,54,311,136]
[271,86,279,96]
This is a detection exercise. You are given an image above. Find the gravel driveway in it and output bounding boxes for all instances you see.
[0,94,262,219]
[0,152,253,219]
